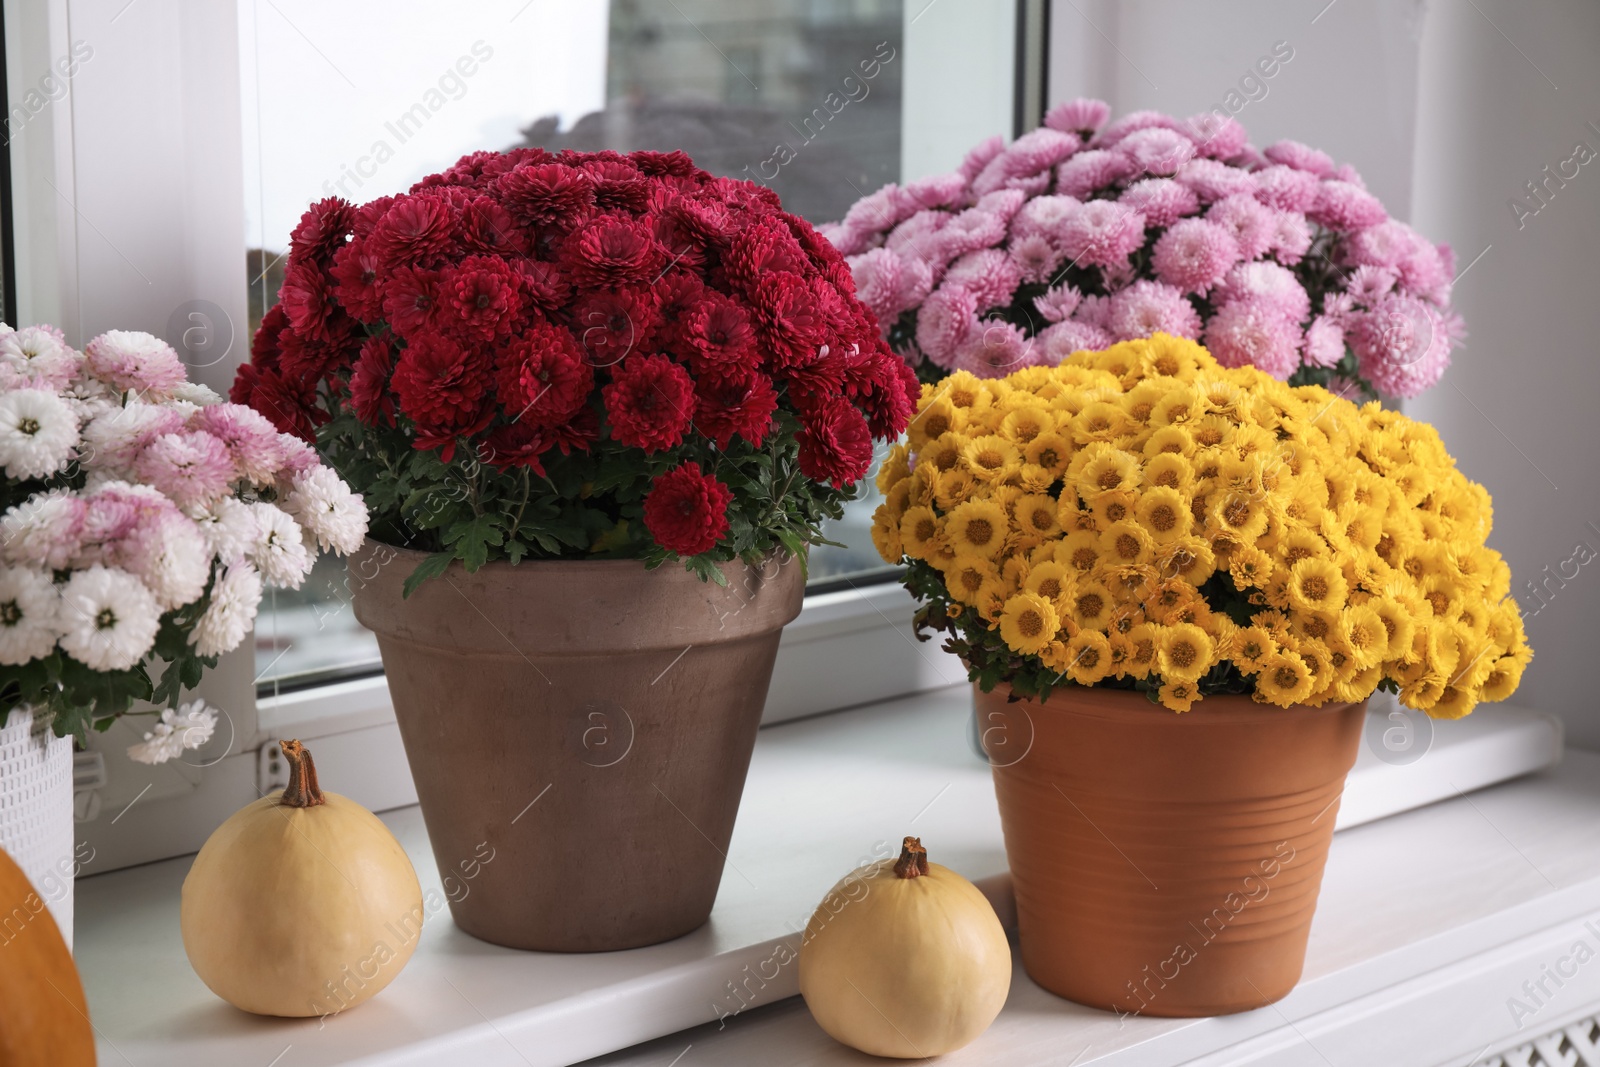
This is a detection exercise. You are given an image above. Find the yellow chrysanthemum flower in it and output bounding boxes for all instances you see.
[1158,678,1201,712]
[899,506,944,559]
[1134,486,1192,544]
[1256,651,1315,706]
[1157,622,1215,683]
[1055,630,1115,685]
[1000,593,1060,655]
[962,434,1022,482]
[945,499,1008,557]
[870,510,903,564]
[1013,493,1061,541]
[1288,557,1349,616]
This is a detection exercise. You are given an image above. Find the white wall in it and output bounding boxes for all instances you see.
[1046,0,1600,748]
[902,0,1017,181]
[1408,0,1600,749]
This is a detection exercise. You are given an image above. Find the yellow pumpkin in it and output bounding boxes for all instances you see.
[181,739,422,1018]
[0,846,96,1066]
[798,836,1011,1058]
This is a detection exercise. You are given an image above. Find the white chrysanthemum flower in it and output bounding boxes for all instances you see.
[167,381,222,407]
[126,699,219,765]
[191,562,262,657]
[248,503,311,588]
[0,326,81,386]
[0,565,61,665]
[120,513,210,610]
[1,488,85,570]
[284,466,368,555]
[0,388,79,479]
[57,565,160,671]
[187,497,259,564]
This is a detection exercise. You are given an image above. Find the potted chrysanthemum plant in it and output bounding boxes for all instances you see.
[827,97,1460,400]
[872,333,1529,1015]
[0,323,366,938]
[232,147,917,952]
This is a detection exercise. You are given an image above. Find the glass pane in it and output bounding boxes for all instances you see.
[240,0,911,687]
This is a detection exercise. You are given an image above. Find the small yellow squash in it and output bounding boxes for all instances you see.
[181,740,422,1018]
[798,836,1011,1058]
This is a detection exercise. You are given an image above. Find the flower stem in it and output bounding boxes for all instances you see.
[278,739,326,808]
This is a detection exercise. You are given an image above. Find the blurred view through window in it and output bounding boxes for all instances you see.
[241,0,905,688]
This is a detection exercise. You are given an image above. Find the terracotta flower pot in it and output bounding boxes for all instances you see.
[976,684,1365,1016]
[350,542,804,952]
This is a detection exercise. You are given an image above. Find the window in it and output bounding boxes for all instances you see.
[239,0,932,687]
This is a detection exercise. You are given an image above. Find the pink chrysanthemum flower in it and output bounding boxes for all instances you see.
[1269,211,1313,265]
[188,403,287,485]
[1174,158,1257,204]
[1151,218,1241,294]
[1037,318,1113,364]
[1309,180,1387,231]
[1321,291,1357,322]
[1344,220,1412,270]
[944,249,1023,311]
[1010,195,1080,241]
[1034,284,1083,323]
[1206,194,1278,260]
[1253,165,1322,213]
[849,248,910,324]
[1349,294,1450,398]
[133,430,237,510]
[1002,171,1052,197]
[959,135,1007,182]
[974,128,1079,195]
[953,320,1037,378]
[1009,233,1065,285]
[1332,162,1367,188]
[937,208,1008,259]
[1345,265,1399,307]
[84,331,188,397]
[1118,127,1195,178]
[818,222,870,257]
[1058,201,1147,268]
[0,488,86,571]
[1044,97,1110,137]
[1220,261,1311,324]
[915,285,980,369]
[1396,237,1452,302]
[885,210,951,266]
[1119,178,1200,228]
[1182,113,1249,160]
[1095,109,1180,148]
[1301,315,1347,369]
[975,189,1028,224]
[1075,293,1112,327]
[1263,140,1335,177]
[1055,150,1134,199]
[1203,299,1302,379]
[843,184,910,236]
[1106,281,1202,341]
[901,173,968,211]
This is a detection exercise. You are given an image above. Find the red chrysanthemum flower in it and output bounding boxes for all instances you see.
[241,366,323,442]
[288,197,354,265]
[510,257,572,313]
[642,461,732,557]
[480,406,598,474]
[651,272,706,355]
[583,159,652,212]
[693,367,778,448]
[278,262,339,342]
[562,213,663,289]
[724,217,811,293]
[602,353,694,452]
[495,162,595,227]
[682,292,758,370]
[350,336,396,427]
[460,196,528,257]
[796,394,874,489]
[493,318,592,427]
[755,272,826,369]
[381,266,443,339]
[329,239,385,320]
[440,255,522,343]
[390,332,492,458]
[569,287,659,368]
[369,193,456,267]
[249,304,290,374]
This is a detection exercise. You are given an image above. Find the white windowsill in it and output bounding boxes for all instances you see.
[76,687,1565,1067]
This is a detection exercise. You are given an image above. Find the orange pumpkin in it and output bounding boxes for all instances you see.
[0,846,96,1066]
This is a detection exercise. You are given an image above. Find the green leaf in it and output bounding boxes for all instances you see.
[402,551,456,598]
[443,513,505,571]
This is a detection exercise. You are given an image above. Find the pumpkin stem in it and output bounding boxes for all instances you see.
[893,836,929,879]
[279,739,326,808]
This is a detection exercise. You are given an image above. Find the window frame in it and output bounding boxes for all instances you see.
[11,0,1038,873]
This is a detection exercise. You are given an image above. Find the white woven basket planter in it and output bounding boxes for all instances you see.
[0,707,76,947]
